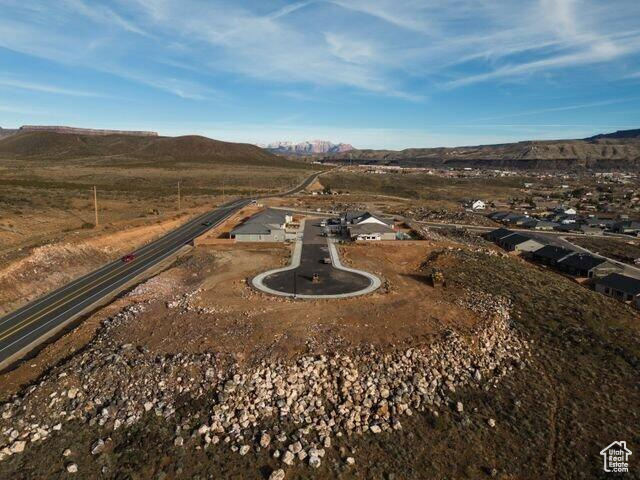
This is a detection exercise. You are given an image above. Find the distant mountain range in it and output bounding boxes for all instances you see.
[318,129,640,171]
[0,125,157,138]
[262,140,354,155]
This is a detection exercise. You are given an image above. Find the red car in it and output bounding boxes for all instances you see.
[121,254,136,263]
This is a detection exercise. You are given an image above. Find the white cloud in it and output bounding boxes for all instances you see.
[478,96,640,120]
[0,0,639,102]
[0,104,48,115]
[0,77,107,97]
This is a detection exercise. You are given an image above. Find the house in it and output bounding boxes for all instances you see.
[498,233,544,253]
[612,220,640,235]
[531,245,574,266]
[553,206,577,215]
[230,209,293,242]
[485,228,514,242]
[340,210,396,241]
[469,200,485,211]
[341,211,394,228]
[501,213,529,224]
[595,273,640,305]
[514,215,534,226]
[533,221,560,231]
[520,219,558,231]
[557,253,620,278]
[348,222,396,241]
[585,217,615,229]
[488,211,511,221]
[352,212,395,228]
[579,225,604,235]
[342,210,368,225]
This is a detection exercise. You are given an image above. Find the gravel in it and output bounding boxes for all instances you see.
[0,292,528,471]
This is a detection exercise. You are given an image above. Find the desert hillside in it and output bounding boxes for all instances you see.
[320,129,640,170]
[0,131,306,168]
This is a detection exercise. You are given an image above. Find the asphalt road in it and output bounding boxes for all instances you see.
[263,220,372,295]
[0,172,321,369]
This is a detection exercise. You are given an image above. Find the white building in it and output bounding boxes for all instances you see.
[471,200,486,211]
[340,211,396,241]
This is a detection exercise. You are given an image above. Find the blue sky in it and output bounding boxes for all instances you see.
[1,0,640,149]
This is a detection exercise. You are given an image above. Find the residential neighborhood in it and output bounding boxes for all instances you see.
[485,226,640,308]
[230,208,399,243]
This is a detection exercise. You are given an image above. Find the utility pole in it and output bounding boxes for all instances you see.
[177,181,181,212]
[222,177,225,203]
[93,185,99,227]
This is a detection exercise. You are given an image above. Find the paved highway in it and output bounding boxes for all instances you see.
[0,172,321,369]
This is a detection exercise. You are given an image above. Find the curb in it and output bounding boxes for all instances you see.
[251,229,381,300]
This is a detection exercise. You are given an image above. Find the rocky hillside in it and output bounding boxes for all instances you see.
[0,131,306,168]
[0,128,18,140]
[320,129,640,171]
[18,125,158,137]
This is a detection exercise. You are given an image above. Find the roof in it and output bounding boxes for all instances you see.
[349,222,394,235]
[489,211,511,220]
[502,213,528,222]
[615,220,640,229]
[558,253,608,270]
[533,245,574,261]
[585,218,614,226]
[519,219,539,228]
[231,208,290,236]
[352,212,394,226]
[343,211,368,222]
[535,221,559,228]
[596,273,640,296]
[487,227,514,239]
[500,233,542,247]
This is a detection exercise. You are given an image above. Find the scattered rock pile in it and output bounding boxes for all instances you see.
[166,289,231,316]
[406,208,497,227]
[0,293,528,472]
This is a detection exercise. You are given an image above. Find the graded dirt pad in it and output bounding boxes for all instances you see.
[103,240,480,365]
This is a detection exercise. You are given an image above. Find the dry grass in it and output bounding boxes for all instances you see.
[0,157,316,262]
[570,236,640,265]
[322,171,528,207]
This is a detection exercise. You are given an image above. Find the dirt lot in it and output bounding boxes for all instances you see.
[0,237,480,398]
[570,235,640,265]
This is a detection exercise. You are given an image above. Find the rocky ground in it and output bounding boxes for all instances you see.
[404,207,498,227]
[0,287,526,478]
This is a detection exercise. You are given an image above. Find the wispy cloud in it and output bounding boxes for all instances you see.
[0,77,108,97]
[478,96,640,121]
[0,0,639,117]
[0,103,48,115]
